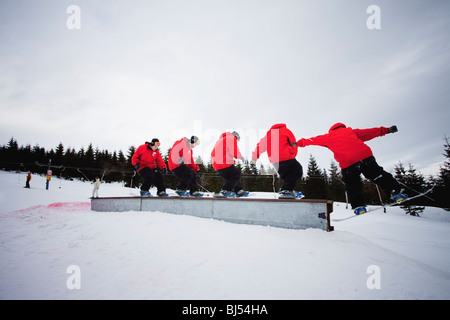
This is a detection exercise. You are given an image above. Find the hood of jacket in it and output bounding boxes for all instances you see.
[329,123,346,132]
[270,123,287,130]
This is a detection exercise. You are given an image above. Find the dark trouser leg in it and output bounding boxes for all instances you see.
[173,165,198,192]
[139,167,155,192]
[342,162,365,209]
[218,165,243,192]
[360,156,401,196]
[277,159,303,191]
[150,169,166,193]
[188,171,199,193]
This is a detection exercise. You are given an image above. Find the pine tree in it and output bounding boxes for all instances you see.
[32,144,46,164]
[7,137,18,151]
[304,154,327,199]
[6,137,19,164]
[396,162,427,215]
[85,143,95,167]
[406,163,425,193]
[117,150,126,167]
[126,146,136,165]
[439,136,450,188]
[396,162,426,194]
[394,161,407,184]
[437,136,450,209]
[328,161,346,202]
[55,143,64,166]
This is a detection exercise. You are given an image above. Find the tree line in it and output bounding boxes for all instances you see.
[1,137,449,210]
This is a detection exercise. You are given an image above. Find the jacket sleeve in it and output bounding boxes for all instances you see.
[286,129,298,156]
[171,140,187,164]
[353,127,390,142]
[156,151,167,169]
[252,135,267,161]
[180,141,194,165]
[297,134,330,148]
[233,138,243,159]
[189,154,200,172]
[131,146,143,166]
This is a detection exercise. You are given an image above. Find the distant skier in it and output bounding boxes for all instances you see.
[168,136,203,197]
[132,139,168,197]
[297,123,408,215]
[251,123,303,198]
[92,176,100,198]
[211,131,247,197]
[25,172,31,188]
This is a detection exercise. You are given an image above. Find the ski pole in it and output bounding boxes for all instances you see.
[398,181,435,202]
[197,182,212,193]
[375,184,387,213]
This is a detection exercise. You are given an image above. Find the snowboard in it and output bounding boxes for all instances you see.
[278,192,305,200]
[137,192,169,197]
[168,191,204,198]
[333,185,435,222]
[213,191,251,198]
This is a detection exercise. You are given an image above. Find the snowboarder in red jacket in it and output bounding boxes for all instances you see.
[252,124,303,198]
[211,131,247,197]
[132,139,168,197]
[168,136,202,197]
[297,123,407,214]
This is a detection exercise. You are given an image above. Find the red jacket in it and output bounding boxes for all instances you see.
[297,123,391,169]
[211,132,243,171]
[168,138,200,172]
[131,143,167,171]
[252,124,298,164]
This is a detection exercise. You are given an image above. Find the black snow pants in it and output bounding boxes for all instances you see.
[217,165,243,193]
[172,164,199,192]
[139,167,166,193]
[274,158,303,191]
[341,156,401,209]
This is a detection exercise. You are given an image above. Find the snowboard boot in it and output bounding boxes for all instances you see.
[220,190,235,197]
[140,190,151,197]
[157,191,168,197]
[235,189,248,197]
[391,189,408,203]
[279,190,295,199]
[295,191,304,199]
[354,206,368,215]
[190,190,203,197]
[175,189,188,196]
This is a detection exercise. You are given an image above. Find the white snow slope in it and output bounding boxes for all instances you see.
[1,170,449,300]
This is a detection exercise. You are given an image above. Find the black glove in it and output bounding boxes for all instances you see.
[389,125,398,133]
[134,164,139,170]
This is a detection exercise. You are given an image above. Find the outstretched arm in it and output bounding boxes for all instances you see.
[297,134,330,148]
[252,135,267,161]
[353,126,392,142]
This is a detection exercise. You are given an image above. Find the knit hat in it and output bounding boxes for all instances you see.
[231,131,240,141]
[190,136,200,145]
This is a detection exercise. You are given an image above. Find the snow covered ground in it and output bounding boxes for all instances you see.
[1,170,449,300]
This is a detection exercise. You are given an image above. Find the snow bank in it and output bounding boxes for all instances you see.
[1,171,449,299]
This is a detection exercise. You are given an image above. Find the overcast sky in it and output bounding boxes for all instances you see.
[1,0,449,176]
